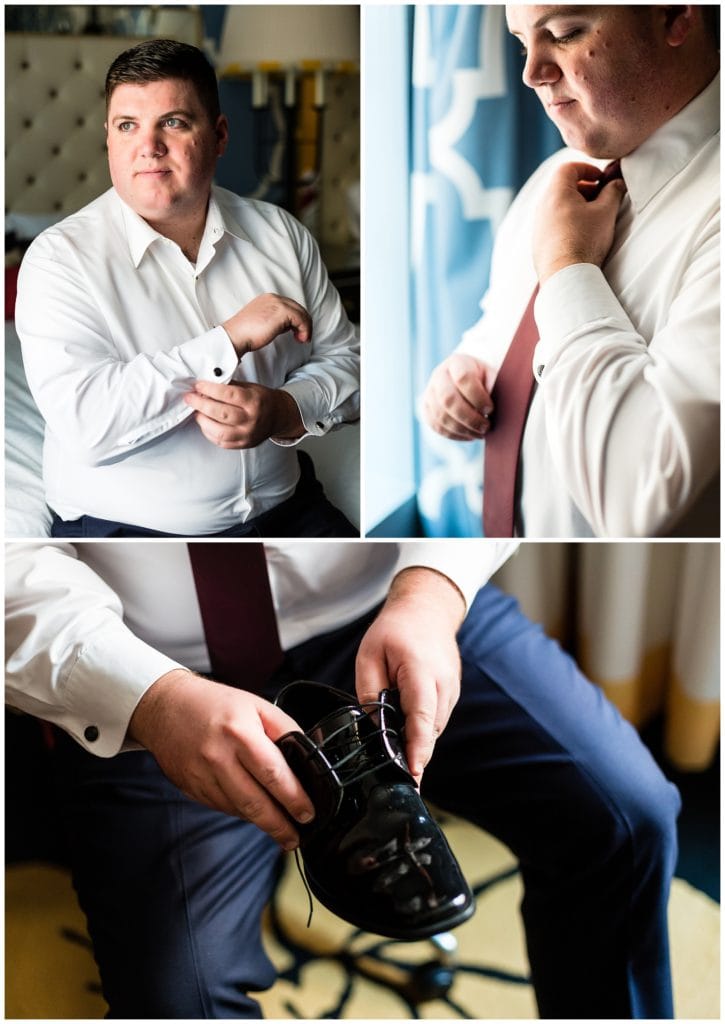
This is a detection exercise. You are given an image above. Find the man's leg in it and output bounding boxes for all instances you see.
[423,584,680,1019]
[52,733,281,1019]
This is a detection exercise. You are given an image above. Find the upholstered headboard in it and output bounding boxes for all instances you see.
[5,34,146,216]
[6,33,360,246]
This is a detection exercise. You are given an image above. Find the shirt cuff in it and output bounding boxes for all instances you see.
[275,379,343,441]
[394,541,518,610]
[534,263,633,379]
[62,618,183,757]
[184,325,240,383]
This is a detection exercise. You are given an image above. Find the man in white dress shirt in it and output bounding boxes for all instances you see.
[15,39,359,537]
[6,541,680,1018]
[422,5,719,537]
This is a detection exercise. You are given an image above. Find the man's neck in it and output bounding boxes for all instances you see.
[147,200,210,264]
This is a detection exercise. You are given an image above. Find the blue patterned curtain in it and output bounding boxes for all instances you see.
[410,5,561,536]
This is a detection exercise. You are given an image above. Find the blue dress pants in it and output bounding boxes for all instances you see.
[52,584,680,1018]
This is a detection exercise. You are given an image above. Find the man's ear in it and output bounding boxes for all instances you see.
[215,114,230,157]
[662,5,695,47]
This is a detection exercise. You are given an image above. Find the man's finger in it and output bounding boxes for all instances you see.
[185,392,244,425]
[193,411,249,449]
[398,676,439,783]
[354,646,391,708]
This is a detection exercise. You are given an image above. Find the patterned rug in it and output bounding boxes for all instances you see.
[5,817,720,1019]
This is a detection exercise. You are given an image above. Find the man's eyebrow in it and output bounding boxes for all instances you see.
[532,6,598,30]
[509,5,596,35]
[157,108,197,121]
[110,108,197,124]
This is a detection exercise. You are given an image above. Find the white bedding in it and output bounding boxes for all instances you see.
[5,321,52,536]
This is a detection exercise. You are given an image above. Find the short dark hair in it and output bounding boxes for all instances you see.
[105,39,221,122]
[701,5,720,49]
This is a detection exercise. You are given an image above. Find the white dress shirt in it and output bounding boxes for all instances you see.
[16,186,359,534]
[458,74,719,538]
[5,540,515,757]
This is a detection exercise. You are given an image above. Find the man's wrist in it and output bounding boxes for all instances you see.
[220,318,247,359]
[127,667,194,748]
[537,254,598,285]
[387,566,466,629]
[271,389,306,441]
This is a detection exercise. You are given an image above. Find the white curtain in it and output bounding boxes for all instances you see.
[492,543,720,772]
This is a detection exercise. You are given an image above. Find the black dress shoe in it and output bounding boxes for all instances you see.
[275,680,475,941]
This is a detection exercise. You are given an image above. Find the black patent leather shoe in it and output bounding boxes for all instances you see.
[274,680,475,941]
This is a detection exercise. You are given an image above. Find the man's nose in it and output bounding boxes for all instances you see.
[140,127,167,157]
[522,48,561,89]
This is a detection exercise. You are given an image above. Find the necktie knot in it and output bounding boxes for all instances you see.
[590,159,623,199]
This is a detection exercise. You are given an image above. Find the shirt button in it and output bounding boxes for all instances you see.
[213,367,223,377]
[84,725,99,742]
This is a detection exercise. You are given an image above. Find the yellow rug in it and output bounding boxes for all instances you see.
[5,818,720,1019]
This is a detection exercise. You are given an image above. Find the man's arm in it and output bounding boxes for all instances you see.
[16,236,312,465]
[532,162,719,536]
[183,214,360,450]
[5,543,314,850]
[355,541,516,784]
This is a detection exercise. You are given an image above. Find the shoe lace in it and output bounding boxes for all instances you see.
[292,698,404,928]
[312,698,403,787]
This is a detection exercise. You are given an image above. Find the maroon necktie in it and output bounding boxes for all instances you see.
[482,160,623,537]
[188,542,283,692]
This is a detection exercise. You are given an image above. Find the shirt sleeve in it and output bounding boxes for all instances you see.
[273,215,360,442]
[16,234,240,466]
[533,211,720,537]
[5,543,183,757]
[392,541,518,608]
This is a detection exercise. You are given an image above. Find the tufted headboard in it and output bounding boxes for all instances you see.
[5,34,147,216]
[6,33,360,247]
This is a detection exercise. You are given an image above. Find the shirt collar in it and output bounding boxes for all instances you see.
[618,72,720,214]
[118,185,248,268]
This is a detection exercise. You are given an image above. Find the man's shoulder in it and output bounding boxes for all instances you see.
[212,186,309,245]
[25,189,122,256]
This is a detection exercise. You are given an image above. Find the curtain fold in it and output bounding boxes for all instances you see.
[409,5,561,536]
[492,544,720,772]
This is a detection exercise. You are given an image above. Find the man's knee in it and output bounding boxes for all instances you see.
[618,761,681,871]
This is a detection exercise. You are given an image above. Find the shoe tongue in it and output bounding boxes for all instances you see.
[308,705,369,748]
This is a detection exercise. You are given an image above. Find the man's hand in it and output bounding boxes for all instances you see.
[222,293,312,358]
[533,161,626,285]
[355,567,466,787]
[421,353,495,441]
[184,380,305,449]
[128,669,315,849]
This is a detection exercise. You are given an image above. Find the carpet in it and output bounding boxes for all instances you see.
[5,817,720,1019]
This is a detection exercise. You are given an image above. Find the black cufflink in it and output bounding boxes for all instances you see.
[213,367,223,377]
[84,725,99,742]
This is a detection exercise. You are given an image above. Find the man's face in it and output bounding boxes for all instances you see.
[506,5,674,158]
[106,77,228,228]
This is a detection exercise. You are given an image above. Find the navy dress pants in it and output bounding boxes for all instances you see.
[52,584,680,1019]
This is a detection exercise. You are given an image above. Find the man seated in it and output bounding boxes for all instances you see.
[6,540,680,1019]
[15,39,359,538]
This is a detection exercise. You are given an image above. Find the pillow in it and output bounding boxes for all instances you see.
[5,211,64,241]
[5,322,52,537]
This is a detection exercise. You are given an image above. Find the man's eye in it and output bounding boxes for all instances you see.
[118,122,135,132]
[164,117,186,128]
[552,28,583,44]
